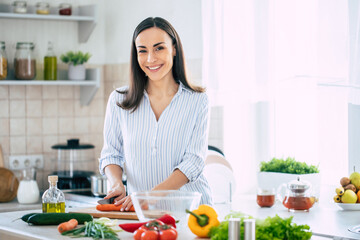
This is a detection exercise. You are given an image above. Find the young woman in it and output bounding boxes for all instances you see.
[99,17,212,211]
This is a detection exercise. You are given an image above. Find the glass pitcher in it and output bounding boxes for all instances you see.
[277,177,316,212]
[17,167,40,204]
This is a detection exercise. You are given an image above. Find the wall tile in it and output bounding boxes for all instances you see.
[74,86,80,100]
[26,136,43,154]
[90,117,104,133]
[58,117,74,135]
[0,118,9,136]
[26,118,42,136]
[42,86,58,99]
[9,86,25,99]
[42,118,58,135]
[0,86,9,99]
[10,136,26,154]
[58,86,74,99]
[42,135,58,154]
[58,100,74,117]
[26,86,42,100]
[42,99,58,117]
[74,101,90,117]
[74,117,90,134]
[89,99,105,117]
[9,100,26,117]
[0,100,9,118]
[10,118,26,136]
[26,100,42,117]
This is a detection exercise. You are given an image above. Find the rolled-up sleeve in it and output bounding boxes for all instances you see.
[174,94,209,182]
[99,91,125,175]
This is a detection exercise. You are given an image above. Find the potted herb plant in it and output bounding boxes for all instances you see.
[60,51,91,80]
[257,157,321,198]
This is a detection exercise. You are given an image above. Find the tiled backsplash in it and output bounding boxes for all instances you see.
[0,62,223,190]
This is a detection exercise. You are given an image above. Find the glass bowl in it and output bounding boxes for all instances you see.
[131,190,201,229]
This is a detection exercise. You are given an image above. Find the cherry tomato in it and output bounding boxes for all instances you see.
[133,228,145,240]
[159,225,177,240]
[141,230,159,240]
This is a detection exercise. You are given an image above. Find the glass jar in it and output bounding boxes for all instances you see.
[14,42,36,80]
[12,1,27,14]
[42,175,65,213]
[257,187,275,208]
[0,42,8,80]
[44,41,57,80]
[17,167,40,204]
[59,3,72,15]
[36,2,50,15]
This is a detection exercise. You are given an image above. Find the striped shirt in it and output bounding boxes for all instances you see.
[99,82,213,205]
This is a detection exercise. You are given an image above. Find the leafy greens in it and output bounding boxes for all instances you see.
[260,157,319,174]
[209,211,312,240]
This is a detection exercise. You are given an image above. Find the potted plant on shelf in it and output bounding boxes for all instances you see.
[60,51,91,81]
[257,157,321,198]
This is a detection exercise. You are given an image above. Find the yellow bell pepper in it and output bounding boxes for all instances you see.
[186,204,220,238]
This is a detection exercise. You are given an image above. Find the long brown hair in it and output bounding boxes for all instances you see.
[117,17,205,112]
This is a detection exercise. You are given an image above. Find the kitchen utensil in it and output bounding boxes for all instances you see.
[336,203,360,211]
[91,174,108,197]
[348,225,360,234]
[17,167,40,204]
[69,207,138,220]
[131,190,201,229]
[0,167,19,202]
[277,177,316,212]
[97,197,115,205]
[51,139,95,190]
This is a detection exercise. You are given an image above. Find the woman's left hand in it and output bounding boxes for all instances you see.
[115,195,133,212]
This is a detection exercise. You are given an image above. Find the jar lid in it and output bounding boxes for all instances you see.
[59,3,72,8]
[13,1,27,6]
[36,2,49,7]
[51,138,95,150]
[287,177,310,191]
[16,42,35,50]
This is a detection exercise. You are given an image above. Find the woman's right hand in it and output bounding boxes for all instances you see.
[104,181,126,205]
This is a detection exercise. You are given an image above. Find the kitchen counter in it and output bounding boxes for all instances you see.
[0,195,359,240]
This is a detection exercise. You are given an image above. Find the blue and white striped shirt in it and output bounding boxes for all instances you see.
[99,82,213,205]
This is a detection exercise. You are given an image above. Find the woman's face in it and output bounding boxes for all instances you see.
[135,27,176,83]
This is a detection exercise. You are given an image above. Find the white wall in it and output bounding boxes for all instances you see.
[104,0,203,64]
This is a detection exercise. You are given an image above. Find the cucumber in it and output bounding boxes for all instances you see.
[26,213,93,225]
[21,213,39,223]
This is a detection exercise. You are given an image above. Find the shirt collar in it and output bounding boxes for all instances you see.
[143,81,193,98]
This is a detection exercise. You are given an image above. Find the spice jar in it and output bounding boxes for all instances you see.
[12,1,27,14]
[59,3,72,16]
[14,42,36,80]
[0,42,8,80]
[36,2,50,15]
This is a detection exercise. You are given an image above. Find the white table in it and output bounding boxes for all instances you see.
[0,195,359,240]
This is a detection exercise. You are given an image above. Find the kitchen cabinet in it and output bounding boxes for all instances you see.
[0,68,100,105]
[0,4,97,43]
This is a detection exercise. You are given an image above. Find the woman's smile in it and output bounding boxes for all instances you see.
[147,64,163,72]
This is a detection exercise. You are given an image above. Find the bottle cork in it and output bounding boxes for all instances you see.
[48,175,58,182]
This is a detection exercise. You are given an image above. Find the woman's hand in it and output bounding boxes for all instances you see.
[104,182,126,203]
[115,195,133,212]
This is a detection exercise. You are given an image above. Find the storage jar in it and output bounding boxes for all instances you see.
[0,42,8,80]
[59,3,72,15]
[36,2,50,15]
[14,42,36,80]
[12,1,27,13]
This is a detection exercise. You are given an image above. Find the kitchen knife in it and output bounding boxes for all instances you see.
[97,197,116,205]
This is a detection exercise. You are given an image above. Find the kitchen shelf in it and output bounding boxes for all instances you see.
[0,4,97,43]
[0,68,101,105]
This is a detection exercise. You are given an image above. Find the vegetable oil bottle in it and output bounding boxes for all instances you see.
[42,175,65,213]
[44,41,57,80]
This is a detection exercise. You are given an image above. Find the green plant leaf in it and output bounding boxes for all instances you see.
[60,51,91,65]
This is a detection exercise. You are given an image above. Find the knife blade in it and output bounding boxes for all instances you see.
[97,197,116,205]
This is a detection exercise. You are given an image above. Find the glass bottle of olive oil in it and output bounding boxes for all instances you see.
[44,41,57,80]
[42,175,65,213]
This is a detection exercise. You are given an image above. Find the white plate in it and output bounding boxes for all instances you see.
[348,225,360,234]
[336,203,360,211]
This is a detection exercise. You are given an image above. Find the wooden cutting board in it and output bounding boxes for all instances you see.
[70,207,139,220]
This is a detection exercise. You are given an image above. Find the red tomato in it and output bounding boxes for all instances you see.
[141,230,159,240]
[133,228,145,240]
[159,225,177,240]
[145,220,164,229]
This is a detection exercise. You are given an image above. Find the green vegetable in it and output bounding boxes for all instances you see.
[209,212,312,240]
[260,157,319,174]
[60,51,91,66]
[62,220,119,240]
[24,213,93,225]
[20,213,38,222]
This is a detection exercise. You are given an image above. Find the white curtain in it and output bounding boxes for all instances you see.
[202,0,351,194]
